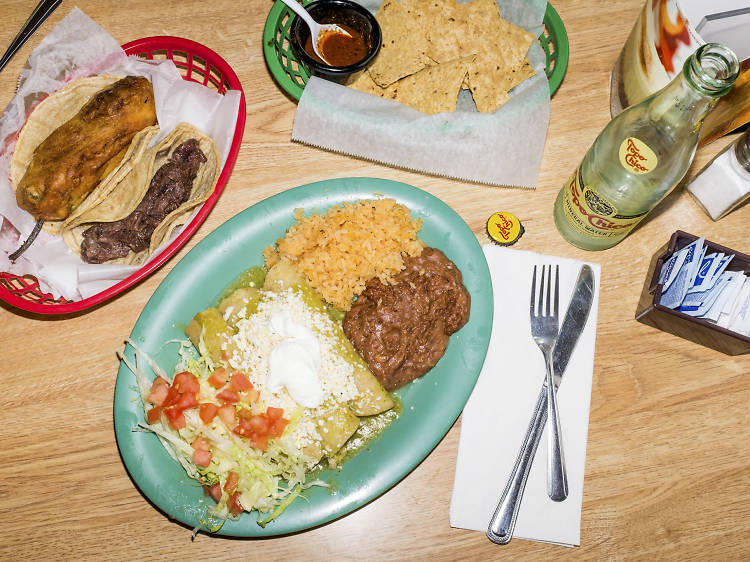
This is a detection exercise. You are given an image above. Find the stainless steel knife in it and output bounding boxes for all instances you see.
[487,264,596,544]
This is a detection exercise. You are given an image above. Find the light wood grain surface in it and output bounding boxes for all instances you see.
[1,0,748,559]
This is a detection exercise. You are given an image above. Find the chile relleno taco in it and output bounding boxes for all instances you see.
[10,75,158,235]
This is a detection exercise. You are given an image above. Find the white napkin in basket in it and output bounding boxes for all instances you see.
[291,0,550,187]
[450,245,600,547]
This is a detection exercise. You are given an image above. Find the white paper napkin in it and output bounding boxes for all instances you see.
[0,8,241,301]
[292,0,550,187]
[450,245,600,547]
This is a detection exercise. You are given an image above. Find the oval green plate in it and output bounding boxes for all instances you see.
[263,1,569,101]
[114,177,494,536]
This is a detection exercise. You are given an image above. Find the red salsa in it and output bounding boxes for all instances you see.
[304,24,368,67]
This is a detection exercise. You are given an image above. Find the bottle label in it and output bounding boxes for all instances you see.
[619,137,658,174]
[559,165,648,240]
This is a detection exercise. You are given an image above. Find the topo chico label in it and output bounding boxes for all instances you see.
[619,137,658,175]
[559,164,649,239]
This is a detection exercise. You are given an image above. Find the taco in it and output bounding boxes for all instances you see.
[61,122,221,265]
[10,75,157,232]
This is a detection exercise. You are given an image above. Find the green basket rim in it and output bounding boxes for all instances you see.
[262,0,569,102]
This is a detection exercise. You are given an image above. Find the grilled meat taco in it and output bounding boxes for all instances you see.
[61,122,221,265]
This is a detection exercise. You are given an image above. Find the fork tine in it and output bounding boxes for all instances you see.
[538,265,546,316]
[554,265,560,318]
[545,265,552,317]
[530,265,537,317]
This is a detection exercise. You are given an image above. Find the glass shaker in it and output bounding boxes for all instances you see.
[687,128,750,220]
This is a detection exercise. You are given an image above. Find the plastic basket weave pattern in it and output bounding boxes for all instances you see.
[263,0,569,101]
[0,36,246,315]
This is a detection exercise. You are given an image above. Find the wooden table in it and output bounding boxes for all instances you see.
[1,0,748,559]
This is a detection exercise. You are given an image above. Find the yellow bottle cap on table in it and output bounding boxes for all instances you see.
[486,211,524,246]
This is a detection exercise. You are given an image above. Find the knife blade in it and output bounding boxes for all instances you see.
[552,264,596,387]
[487,264,596,544]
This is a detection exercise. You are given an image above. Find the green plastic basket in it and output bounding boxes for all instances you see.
[262,1,569,102]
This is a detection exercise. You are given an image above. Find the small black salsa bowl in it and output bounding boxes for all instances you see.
[290,0,381,79]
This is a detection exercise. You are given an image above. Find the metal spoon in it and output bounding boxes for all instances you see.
[279,0,351,65]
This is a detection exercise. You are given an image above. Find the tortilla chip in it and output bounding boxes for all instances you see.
[345,69,400,100]
[420,0,479,63]
[350,0,537,114]
[467,55,536,113]
[61,122,221,265]
[488,11,537,67]
[367,0,432,87]
[396,55,475,114]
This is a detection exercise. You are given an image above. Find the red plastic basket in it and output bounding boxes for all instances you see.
[0,36,246,315]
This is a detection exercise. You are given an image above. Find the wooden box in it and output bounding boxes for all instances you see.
[635,230,750,355]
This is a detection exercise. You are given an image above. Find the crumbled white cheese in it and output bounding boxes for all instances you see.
[226,288,360,450]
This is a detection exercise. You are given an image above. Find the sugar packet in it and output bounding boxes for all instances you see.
[700,271,745,323]
[726,277,750,335]
[659,238,705,309]
[686,252,733,295]
[658,238,750,336]
[678,271,734,316]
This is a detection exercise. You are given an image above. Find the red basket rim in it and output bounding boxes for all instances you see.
[0,36,246,315]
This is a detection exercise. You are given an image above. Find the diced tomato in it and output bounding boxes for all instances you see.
[242,388,260,404]
[174,392,199,411]
[232,425,249,438]
[266,407,284,420]
[217,404,236,426]
[216,388,240,404]
[164,408,186,430]
[199,403,219,424]
[249,433,268,450]
[146,406,162,424]
[247,414,271,434]
[224,471,239,494]
[192,437,210,451]
[173,371,200,395]
[269,417,289,438]
[147,377,170,406]
[162,385,182,408]
[228,492,244,516]
[193,448,212,467]
[205,483,222,503]
[228,372,252,392]
[207,367,228,389]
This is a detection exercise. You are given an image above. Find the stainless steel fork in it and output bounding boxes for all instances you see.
[530,264,568,503]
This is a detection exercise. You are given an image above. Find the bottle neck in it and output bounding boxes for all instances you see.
[648,43,739,137]
[647,72,719,136]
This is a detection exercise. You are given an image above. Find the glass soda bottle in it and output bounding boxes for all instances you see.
[553,43,740,251]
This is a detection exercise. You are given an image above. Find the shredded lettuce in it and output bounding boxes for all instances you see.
[123,339,326,530]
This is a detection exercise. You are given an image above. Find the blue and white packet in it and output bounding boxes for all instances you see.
[659,242,692,292]
[701,271,745,323]
[678,271,734,317]
[727,277,750,336]
[660,238,705,309]
[687,252,733,295]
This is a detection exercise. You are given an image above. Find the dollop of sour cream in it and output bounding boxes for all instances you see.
[267,310,324,408]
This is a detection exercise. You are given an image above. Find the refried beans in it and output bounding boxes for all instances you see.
[342,247,470,390]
